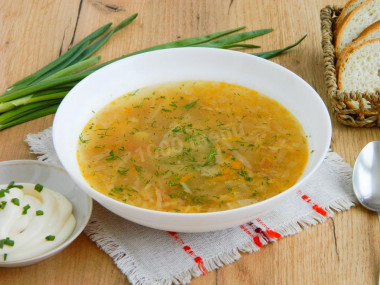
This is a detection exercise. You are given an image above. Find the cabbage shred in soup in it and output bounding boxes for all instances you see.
[77,81,308,213]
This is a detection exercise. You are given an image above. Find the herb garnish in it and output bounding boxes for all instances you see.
[117,168,129,176]
[79,134,89,144]
[45,235,55,241]
[184,99,199,110]
[133,164,143,173]
[106,150,120,161]
[22,204,31,215]
[169,102,178,108]
[237,168,253,181]
[34,183,44,192]
[6,181,23,190]
[0,189,8,198]
[206,148,217,164]
[0,201,7,210]
[1,181,23,197]
[0,237,15,248]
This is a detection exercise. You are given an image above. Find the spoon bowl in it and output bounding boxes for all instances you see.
[352,141,380,212]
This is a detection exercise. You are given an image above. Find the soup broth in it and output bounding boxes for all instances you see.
[77,81,308,213]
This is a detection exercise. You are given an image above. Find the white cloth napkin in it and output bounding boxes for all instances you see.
[25,127,356,285]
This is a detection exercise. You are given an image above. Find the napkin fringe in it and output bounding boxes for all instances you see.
[167,192,355,285]
[85,215,204,285]
[85,219,160,285]
[85,214,272,285]
[276,195,356,236]
[173,247,255,285]
[324,195,356,217]
[25,127,57,164]
[85,216,257,285]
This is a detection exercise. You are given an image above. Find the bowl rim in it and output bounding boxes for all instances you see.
[53,47,331,229]
[0,159,93,267]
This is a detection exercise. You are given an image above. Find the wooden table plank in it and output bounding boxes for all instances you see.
[0,0,379,284]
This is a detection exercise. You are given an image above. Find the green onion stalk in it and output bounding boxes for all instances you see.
[0,13,306,131]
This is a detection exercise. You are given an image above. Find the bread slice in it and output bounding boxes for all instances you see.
[335,0,366,32]
[357,19,380,39]
[335,0,380,56]
[336,20,380,68]
[337,38,380,92]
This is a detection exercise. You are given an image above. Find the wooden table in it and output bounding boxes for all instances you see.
[0,0,379,284]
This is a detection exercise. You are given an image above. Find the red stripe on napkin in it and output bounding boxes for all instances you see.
[240,225,263,247]
[168,232,207,275]
[256,218,282,239]
[247,222,271,243]
[297,190,328,217]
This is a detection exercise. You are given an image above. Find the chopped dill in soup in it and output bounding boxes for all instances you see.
[77,81,308,213]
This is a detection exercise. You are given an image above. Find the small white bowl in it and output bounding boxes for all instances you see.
[53,47,331,232]
[0,160,92,267]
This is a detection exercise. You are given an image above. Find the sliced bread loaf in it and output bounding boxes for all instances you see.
[335,0,380,56]
[337,38,380,92]
[335,0,366,32]
[336,20,380,69]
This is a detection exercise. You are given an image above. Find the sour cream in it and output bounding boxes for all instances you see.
[0,182,76,262]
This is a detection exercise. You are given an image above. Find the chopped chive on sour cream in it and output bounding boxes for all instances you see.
[0,182,76,262]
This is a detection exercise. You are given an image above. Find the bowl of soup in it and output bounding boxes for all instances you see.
[53,47,331,232]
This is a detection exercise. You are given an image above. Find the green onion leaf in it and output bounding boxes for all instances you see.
[5,22,113,92]
[0,13,306,131]
[42,56,101,82]
[76,13,138,61]
[85,26,247,72]
[252,35,307,59]
[0,104,59,131]
[196,29,273,48]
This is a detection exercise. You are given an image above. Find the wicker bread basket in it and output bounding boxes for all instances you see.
[320,6,380,127]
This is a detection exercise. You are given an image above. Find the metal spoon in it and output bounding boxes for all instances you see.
[353,141,380,285]
[352,141,380,225]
